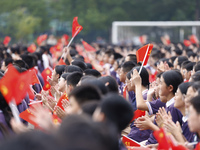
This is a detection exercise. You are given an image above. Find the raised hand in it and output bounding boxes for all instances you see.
[130,69,142,87]
[54,106,66,119]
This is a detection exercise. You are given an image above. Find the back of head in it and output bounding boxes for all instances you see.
[122,61,137,73]
[69,85,102,106]
[178,82,192,95]
[72,60,87,71]
[65,65,83,73]
[177,56,188,66]
[66,72,83,87]
[57,114,119,150]
[20,54,34,69]
[100,93,134,132]
[194,62,200,72]
[191,71,200,82]
[55,65,66,77]
[162,70,183,94]
[13,60,27,69]
[184,62,196,72]
[81,101,100,116]
[98,76,118,93]
[81,79,108,95]
[4,58,13,67]
[84,69,101,78]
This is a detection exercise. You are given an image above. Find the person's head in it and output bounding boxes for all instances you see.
[159,70,183,101]
[93,93,133,132]
[119,61,136,83]
[103,49,113,64]
[84,69,101,78]
[190,71,200,82]
[182,62,195,80]
[65,72,83,95]
[154,72,163,98]
[81,79,108,95]
[13,60,27,69]
[125,54,137,63]
[67,85,101,114]
[20,54,35,69]
[57,114,119,150]
[71,60,87,71]
[98,76,118,93]
[58,73,70,92]
[109,52,123,65]
[1,58,13,71]
[188,96,200,133]
[52,65,66,81]
[193,62,200,73]
[65,65,83,73]
[173,56,188,69]
[174,82,191,110]
[81,101,100,116]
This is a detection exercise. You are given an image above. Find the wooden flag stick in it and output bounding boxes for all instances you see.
[9,99,21,123]
[138,44,150,74]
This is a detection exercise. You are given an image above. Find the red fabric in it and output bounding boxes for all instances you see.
[19,109,39,127]
[27,86,35,100]
[184,40,192,47]
[194,143,200,150]
[43,82,51,91]
[122,135,141,147]
[131,110,146,122]
[72,17,83,37]
[81,40,96,52]
[126,146,150,150]
[57,58,66,66]
[56,93,68,111]
[136,44,153,66]
[30,70,40,85]
[37,34,47,46]
[190,35,199,44]
[62,34,69,41]
[3,36,11,45]
[41,67,52,82]
[27,44,37,53]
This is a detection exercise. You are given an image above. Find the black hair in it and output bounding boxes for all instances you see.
[127,66,149,88]
[181,60,191,69]
[104,49,114,57]
[71,60,87,71]
[100,93,133,132]
[55,65,66,77]
[156,72,163,78]
[81,101,100,116]
[13,60,27,69]
[80,75,97,83]
[178,82,192,95]
[4,58,13,67]
[194,62,200,72]
[112,53,123,60]
[86,63,93,69]
[81,79,108,95]
[177,56,188,67]
[66,72,83,87]
[65,65,83,73]
[69,49,78,57]
[57,114,119,150]
[191,81,200,92]
[162,70,183,94]
[61,73,71,80]
[170,56,177,64]
[184,62,196,72]
[84,69,101,78]
[122,61,137,73]
[187,51,197,58]
[69,85,101,105]
[191,71,200,82]
[190,95,200,114]
[98,76,118,93]
[174,49,182,55]
[20,54,35,69]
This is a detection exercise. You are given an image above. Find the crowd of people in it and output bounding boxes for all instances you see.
[0,35,199,150]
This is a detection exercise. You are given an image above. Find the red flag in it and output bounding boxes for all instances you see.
[55,93,68,111]
[3,36,11,45]
[194,143,200,150]
[43,82,51,91]
[72,17,83,37]
[37,34,47,46]
[139,35,147,45]
[122,135,142,147]
[62,34,69,41]
[41,67,52,82]
[190,35,199,44]
[30,70,40,85]
[58,58,66,66]
[28,44,37,53]
[52,113,62,125]
[136,44,153,66]
[19,109,39,127]
[126,146,150,150]
[153,128,171,150]
[81,39,96,52]
[184,40,192,47]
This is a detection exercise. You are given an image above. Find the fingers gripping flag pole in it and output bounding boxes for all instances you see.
[138,44,150,74]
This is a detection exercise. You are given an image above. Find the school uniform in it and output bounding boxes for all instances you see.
[146,97,183,145]
[127,90,152,142]
[182,116,194,142]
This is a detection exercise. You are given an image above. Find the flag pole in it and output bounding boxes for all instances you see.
[9,99,21,123]
[61,27,81,58]
[138,44,150,74]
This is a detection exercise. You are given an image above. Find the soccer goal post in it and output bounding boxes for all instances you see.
[111,21,200,45]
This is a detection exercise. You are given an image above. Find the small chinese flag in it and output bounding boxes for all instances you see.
[37,34,47,46]
[122,135,141,147]
[130,109,146,122]
[58,58,66,66]
[136,44,153,66]
[30,70,40,85]
[55,93,68,111]
[184,40,192,47]
[153,128,171,150]
[43,82,51,91]
[62,34,69,41]
[41,67,52,82]
[195,143,200,150]
[3,36,11,45]
[19,109,38,127]
[28,44,37,53]
[72,17,83,37]
[81,39,96,52]
[190,35,199,44]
